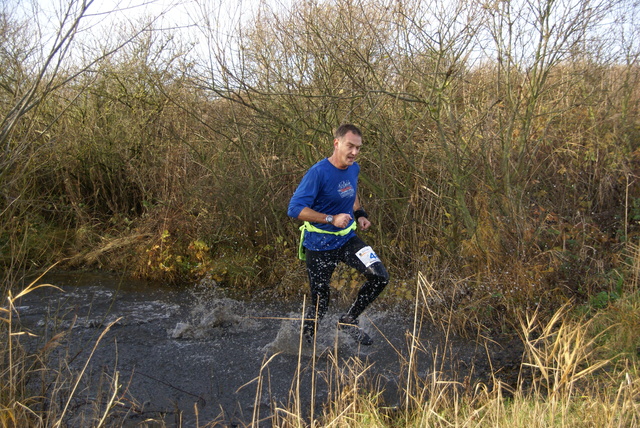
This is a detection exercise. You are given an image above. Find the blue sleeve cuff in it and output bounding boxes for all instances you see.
[287,205,303,219]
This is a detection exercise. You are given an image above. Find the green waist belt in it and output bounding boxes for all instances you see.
[298,221,357,260]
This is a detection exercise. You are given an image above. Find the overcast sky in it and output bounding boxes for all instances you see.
[4,0,294,68]
[10,0,294,45]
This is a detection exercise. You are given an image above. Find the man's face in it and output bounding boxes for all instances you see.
[332,131,362,169]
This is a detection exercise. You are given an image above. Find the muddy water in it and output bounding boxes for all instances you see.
[14,271,520,427]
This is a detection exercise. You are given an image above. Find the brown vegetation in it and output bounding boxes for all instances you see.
[0,0,638,328]
[3,1,640,425]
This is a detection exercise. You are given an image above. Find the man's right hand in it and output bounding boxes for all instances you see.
[332,213,353,228]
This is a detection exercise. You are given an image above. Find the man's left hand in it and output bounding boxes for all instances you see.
[358,216,371,231]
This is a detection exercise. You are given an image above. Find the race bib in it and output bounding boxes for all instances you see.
[356,246,380,268]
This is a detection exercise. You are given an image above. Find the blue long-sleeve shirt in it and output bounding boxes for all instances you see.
[288,158,358,251]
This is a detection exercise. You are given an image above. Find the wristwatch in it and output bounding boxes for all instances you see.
[325,215,334,224]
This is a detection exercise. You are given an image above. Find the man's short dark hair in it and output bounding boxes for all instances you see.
[334,124,362,139]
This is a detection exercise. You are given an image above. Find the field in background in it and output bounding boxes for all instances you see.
[2,0,638,326]
[1,0,640,423]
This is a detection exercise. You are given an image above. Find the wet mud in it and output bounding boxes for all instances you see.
[14,271,524,426]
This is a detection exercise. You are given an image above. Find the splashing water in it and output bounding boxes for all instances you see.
[15,271,514,426]
[170,296,258,339]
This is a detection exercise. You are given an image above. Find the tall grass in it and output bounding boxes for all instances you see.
[0,0,638,425]
[0,270,126,427]
[1,247,639,426]
[0,1,634,332]
[263,246,640,427]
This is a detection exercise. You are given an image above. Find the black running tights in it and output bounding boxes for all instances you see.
[304,236,389,329]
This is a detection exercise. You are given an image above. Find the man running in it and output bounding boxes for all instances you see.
[287,124,390,346]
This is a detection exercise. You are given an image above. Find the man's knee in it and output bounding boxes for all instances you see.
[365,262,390,285]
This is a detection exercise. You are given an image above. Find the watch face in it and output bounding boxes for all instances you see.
[327,215,333,223]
